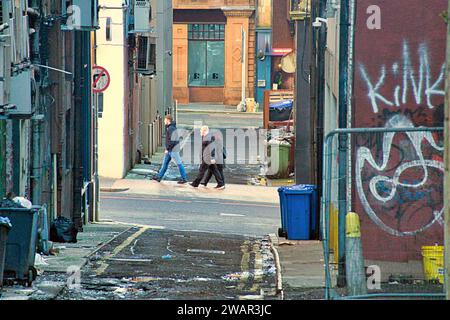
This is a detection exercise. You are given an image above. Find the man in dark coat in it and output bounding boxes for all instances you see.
[190,126,224,189]
[201,131,226,188]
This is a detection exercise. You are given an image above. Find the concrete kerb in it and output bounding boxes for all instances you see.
[268,233,284,300]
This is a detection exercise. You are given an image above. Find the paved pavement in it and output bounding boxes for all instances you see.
[102,179,278,203]
[176,103,262,130]
[269,236,325,299]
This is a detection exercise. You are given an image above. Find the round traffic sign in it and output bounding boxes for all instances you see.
[92,66,111,93]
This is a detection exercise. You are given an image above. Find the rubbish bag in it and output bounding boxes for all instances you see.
[0,216,12,229]
[0,198,24,209]
[12,197,33,209]
[50,217,78,243]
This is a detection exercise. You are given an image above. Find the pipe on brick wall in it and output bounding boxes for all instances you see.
[337,0,351,287]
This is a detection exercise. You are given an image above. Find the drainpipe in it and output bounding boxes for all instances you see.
[312,0,329,239]
[81,30,93,224]
[337,0,351,287]
[73,31,84,229]
[0,122,5,196]
[52,153,57,221]
[30,0,42,206]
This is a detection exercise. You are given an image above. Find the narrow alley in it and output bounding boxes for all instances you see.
[2,0,450,312]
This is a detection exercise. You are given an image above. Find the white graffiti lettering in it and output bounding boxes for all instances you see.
[359,42,445,113]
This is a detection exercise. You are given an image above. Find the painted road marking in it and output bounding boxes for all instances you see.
[220,213,246,217]
[187,249,226,255]
[238,240,251,291]
[95,226,149,276]
[218,202,278,208]
[250,243,263,293]
[106,258,153,263]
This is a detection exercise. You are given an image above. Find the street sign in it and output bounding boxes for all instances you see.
[92,66,110,93]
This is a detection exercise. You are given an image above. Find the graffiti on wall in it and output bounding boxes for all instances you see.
[355,41,444,238]
[358,41,445,114]
[355,114,444,237]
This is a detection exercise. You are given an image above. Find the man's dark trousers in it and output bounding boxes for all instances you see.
[192,163,223,187]
[203,164,224,186]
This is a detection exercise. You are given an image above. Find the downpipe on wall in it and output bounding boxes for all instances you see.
[337,0,353,287]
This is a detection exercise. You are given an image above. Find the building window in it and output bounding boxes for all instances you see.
[188,24,225,87]
[106,17,112,41]
[188,24,225,41]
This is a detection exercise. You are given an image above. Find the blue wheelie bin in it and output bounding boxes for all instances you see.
[277,185,317,240]
[0,208,39,287]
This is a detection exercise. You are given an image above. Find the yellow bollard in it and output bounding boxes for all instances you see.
[346,212,361,238]
[345,212,367,296]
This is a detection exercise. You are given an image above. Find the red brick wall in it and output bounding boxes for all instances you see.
[271,0,294,49]
[352,0,447,261]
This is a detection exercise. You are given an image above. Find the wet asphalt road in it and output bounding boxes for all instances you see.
[53,192,281,300]
[99,192,281,238]
[57,228,278,300]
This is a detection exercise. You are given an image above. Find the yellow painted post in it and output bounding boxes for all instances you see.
[329,204,340,264]
[345,212,367,296]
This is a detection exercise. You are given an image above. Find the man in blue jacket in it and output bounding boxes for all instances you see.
[152,115,188,184]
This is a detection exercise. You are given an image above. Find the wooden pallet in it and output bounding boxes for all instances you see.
[263,90,295,129]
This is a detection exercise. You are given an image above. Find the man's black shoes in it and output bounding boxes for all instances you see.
[178,180,188,185]
[152,176,161,182]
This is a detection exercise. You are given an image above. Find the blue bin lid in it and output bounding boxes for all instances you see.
[270,100,293,110]
[0,216,12,229]
[278,184,317,194]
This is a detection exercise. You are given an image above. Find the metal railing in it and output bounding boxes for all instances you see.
[147,114,163,159]
[322,126,445,300]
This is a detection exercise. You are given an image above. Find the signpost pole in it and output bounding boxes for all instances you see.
[241,26,246,106]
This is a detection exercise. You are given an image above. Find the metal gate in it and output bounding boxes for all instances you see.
[321,126,446,300]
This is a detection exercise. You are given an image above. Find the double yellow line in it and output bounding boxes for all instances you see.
[237,241,263,294]
[95,226,150,276]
